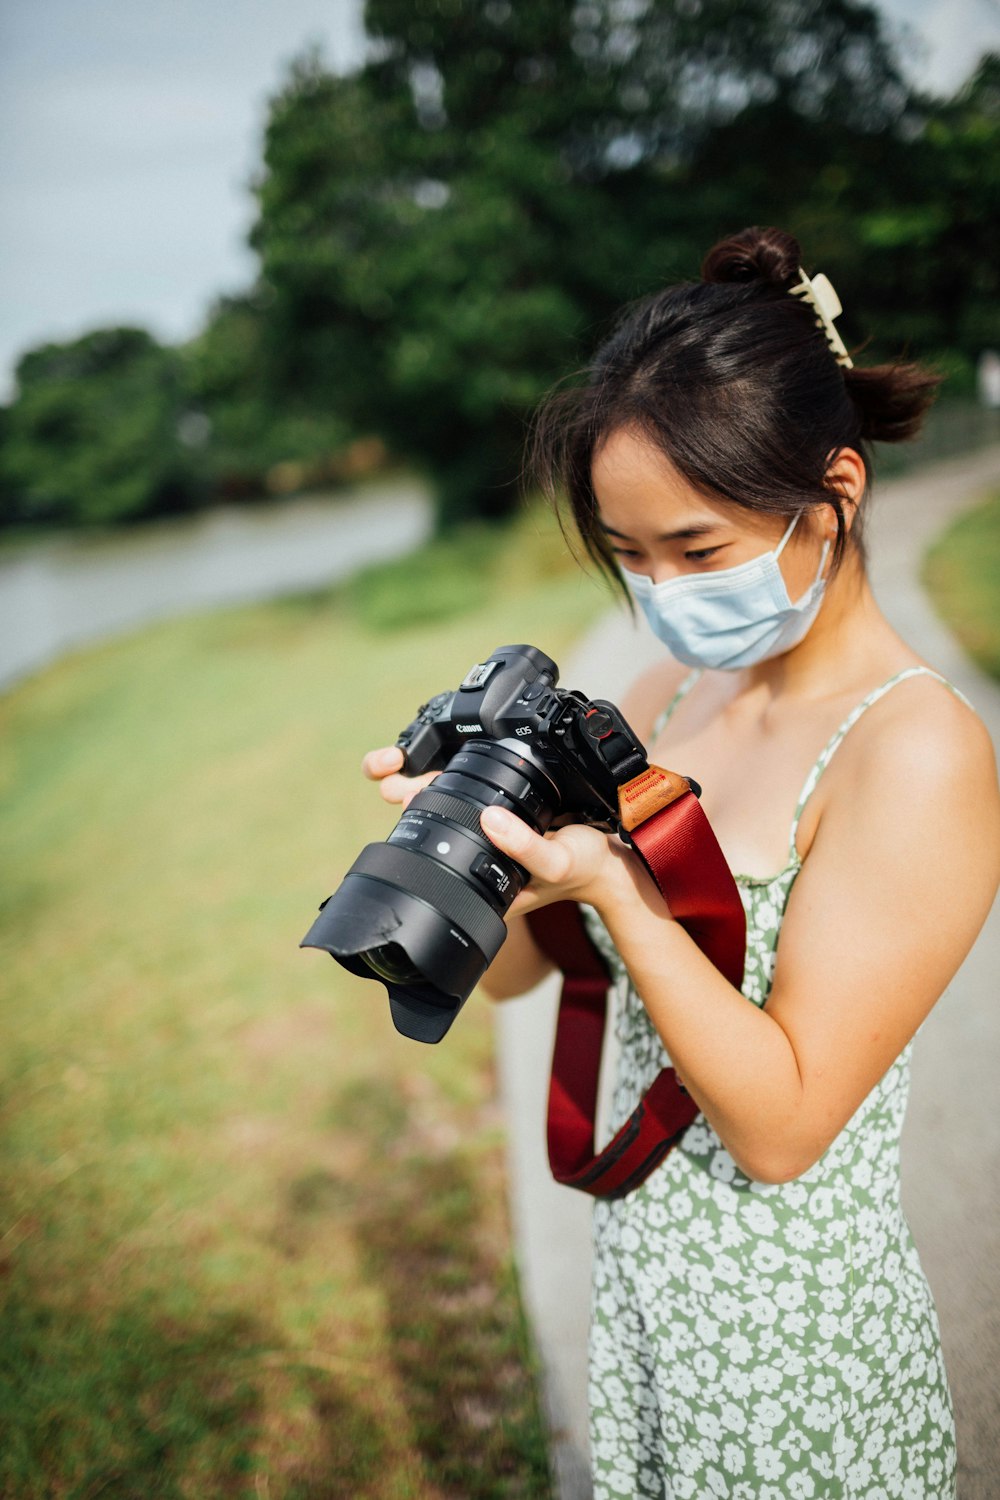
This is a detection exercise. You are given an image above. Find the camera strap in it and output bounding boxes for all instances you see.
[525,767,745,1199]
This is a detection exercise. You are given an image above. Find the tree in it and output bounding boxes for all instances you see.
[857,53,1000,363]
[183,292,351,497]
[249,0,914,523]
[0,328,202,528]
[6,6,991,535]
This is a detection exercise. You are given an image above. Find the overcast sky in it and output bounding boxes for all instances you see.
[1,0,998,398]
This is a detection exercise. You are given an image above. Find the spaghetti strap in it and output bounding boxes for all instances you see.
[786,666,975,863]
[651,669,703,740]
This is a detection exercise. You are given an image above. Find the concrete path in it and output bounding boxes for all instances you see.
[496,447,1000,1500]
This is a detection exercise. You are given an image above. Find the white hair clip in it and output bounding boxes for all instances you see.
[789,269,854,369]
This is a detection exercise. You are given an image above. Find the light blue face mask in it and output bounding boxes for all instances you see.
[621,514,831,671]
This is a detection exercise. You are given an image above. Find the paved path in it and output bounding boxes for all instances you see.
[496,447,1000,1500]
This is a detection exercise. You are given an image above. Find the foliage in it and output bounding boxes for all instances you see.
[250,0,917,524]
[0,505,599,1497]
[0,328,203,528]
[923,485,1000,682]
[2,11,999,533]
[848,54,1000,361]
[182,292,354,499]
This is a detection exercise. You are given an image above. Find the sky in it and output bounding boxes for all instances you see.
[1,0,998,399]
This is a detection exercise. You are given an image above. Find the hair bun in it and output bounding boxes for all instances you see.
[844,364,942,443]
[701,226,801,290]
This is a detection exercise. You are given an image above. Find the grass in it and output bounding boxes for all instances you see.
[923,487,1000,684]
[0,501,608,1499]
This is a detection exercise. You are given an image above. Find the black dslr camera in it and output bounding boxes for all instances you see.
[301,644,651,1043]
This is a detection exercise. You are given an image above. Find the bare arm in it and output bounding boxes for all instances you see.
[481,691,1000,1181]
[477,917,553,999]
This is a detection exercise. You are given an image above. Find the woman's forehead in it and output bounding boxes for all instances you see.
[591,428,774,537]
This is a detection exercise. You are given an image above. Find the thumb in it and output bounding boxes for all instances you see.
[480,806,573,885]
[480,805,532,856]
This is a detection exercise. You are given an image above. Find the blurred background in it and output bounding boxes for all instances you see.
[2,0,1000,540]
[1,2,999,1497]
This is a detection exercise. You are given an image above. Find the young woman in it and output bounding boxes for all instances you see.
[363,227,1000,1499]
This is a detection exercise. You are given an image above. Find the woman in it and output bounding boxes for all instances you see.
[364,227,1000,1498]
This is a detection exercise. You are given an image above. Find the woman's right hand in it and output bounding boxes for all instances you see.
[361,745,440,808]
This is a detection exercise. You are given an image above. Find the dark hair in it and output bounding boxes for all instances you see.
[530,226,940,590]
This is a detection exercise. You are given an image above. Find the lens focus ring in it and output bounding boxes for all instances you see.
[409,787,487,834]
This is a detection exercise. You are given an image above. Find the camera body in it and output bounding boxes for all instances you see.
[397,642,648,825]
[301,644,650,1042]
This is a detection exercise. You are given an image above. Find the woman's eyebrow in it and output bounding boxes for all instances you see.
[597,519,720,543]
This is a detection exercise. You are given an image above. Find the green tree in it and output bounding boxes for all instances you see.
[0,328,202,528]
[856,53,1000,369]
[6,8,992,536]
[250,0,912,524]
[183,292,351,497]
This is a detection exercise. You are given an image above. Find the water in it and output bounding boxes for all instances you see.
[0,479,432,691]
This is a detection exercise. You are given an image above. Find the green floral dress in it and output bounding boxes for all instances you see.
[586,668,962,1500]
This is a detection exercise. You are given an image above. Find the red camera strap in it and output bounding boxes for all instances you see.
[525,767,745,1199]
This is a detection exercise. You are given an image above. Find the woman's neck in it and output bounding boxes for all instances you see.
[743,555,905,702]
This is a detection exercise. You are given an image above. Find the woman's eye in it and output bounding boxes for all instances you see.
[611,546,643,561]
[685,546,722,562]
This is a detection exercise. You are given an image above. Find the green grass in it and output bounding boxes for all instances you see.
[0,503,608,1499]
[923,487,1000,683]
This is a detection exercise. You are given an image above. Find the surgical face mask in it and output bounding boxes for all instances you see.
[621,514,831,671]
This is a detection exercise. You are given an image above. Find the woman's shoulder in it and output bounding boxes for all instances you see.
[791,663,995,906]
[818,660,999,833]
[842,663,991,766]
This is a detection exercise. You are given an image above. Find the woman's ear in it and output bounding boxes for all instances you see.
[824,447,866,536]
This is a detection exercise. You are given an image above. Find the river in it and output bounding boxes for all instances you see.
[0,479,432,692]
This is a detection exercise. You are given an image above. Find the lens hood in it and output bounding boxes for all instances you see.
[301,850,506,1042]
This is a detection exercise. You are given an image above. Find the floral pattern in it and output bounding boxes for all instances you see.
[584,669,962,1499]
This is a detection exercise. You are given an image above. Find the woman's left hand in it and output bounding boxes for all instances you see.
[478,806,639,916]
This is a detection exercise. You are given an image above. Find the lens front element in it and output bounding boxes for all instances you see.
[361,941,423,987]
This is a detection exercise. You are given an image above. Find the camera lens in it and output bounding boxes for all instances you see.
[361,942,423,986]
[301,738,560,1042]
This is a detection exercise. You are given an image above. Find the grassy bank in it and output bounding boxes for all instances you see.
[923,487,1000,684]
[0,504,606,1499]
